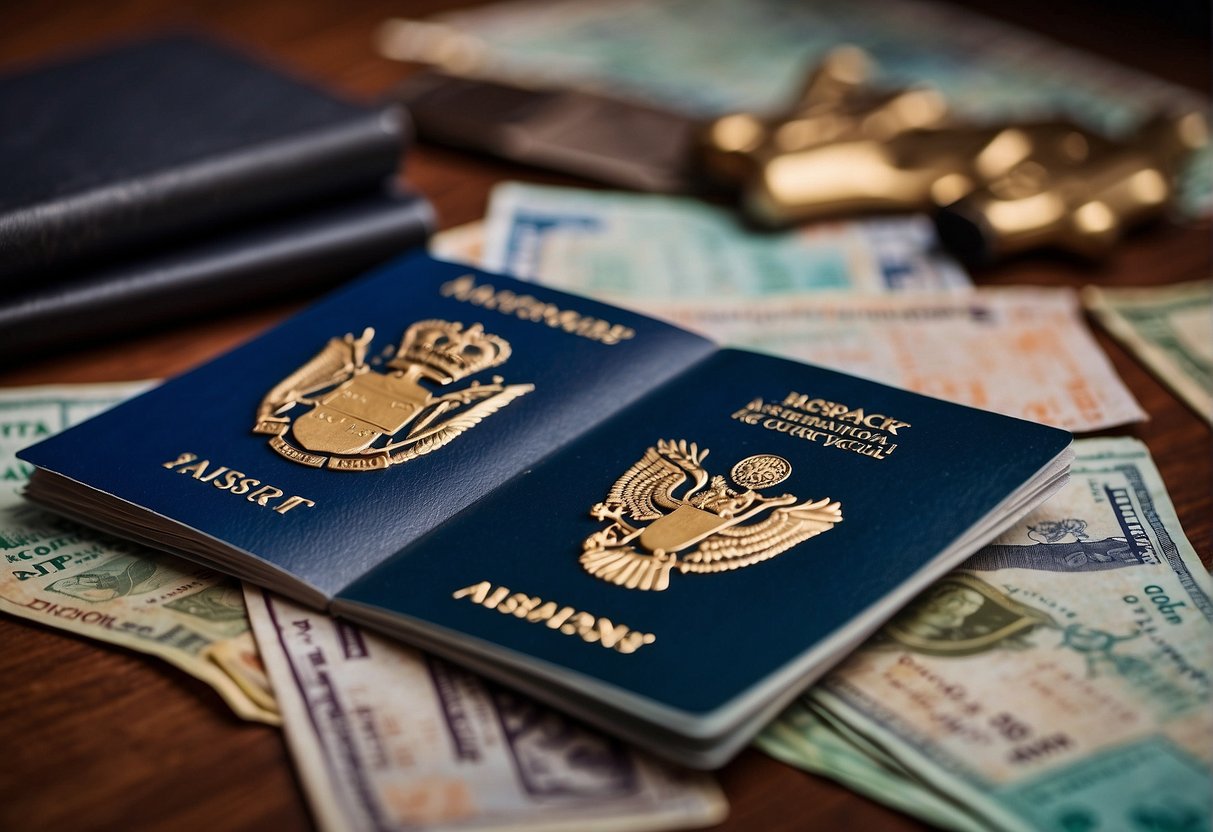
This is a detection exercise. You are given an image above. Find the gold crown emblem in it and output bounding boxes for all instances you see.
[253,319,533,470]
[389,319,511,384]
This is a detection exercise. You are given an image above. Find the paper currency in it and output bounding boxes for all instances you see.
[484,183,970,296]
[660,289,1144,432]
[481,185,1137,431]
[759,701,986,832]
[244,587,727,832]
[0,384,279,725]
[208,629,279,714]
[1084,281,1213,424]
[431,220,488,267]
[381,0,1209,215]
[764,437,1212,832]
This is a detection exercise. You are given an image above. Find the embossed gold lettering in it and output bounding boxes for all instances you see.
[231,477,258,495]
[439,274,636,346]
[498,592,543,616]
[452,582,492,604]
[879,418,912,434]
[482,586,510,610]
[524,600,559,622]
[780,392,911,435]
[246,485,284,506]
[594,618,632,649]
[273,496,316,515]
[161,455,315,515]
[197,466,228,483]
[451,581,655,653]
[735,393,910,460]
[615,631,657,654]
[214,470,243,491]
[176,460,208,478]
[161,452,197,469]
[545,606,577,629]
[561,611,598,638]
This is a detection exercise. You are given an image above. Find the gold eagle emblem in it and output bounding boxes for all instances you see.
[252,320,533,470]
[581,440,842,591]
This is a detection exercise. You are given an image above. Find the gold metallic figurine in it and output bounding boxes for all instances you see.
[701,47,1208,262]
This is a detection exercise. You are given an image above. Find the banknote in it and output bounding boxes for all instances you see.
[244,587,727,832]
[759,701,987,832]
[380,0,1210,216]
[768,437,1211,832]
[0,384,279,725]
[656,288,1144,432]
[483,183,970,296]
[430,220,487,267]
[208,629,279,714]
[1084,281,1213,424]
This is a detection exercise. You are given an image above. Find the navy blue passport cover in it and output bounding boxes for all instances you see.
[18,254,716,597]
[336,349,1071,723]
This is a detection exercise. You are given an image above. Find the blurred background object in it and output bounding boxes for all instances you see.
[394,41,1208,266]
[0,32,432,359]
[397,70,701,192]
[381,0,1211,264]
[698,47,1207,260]
[937,112,1208,263]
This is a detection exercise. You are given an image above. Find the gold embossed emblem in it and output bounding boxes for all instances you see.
[252,321,533,470]
[581,440,842,591]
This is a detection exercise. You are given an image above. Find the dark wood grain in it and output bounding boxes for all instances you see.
[0,1,1207,830]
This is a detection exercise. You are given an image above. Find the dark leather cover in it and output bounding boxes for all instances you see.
[17,255,718,597]
[0,32,406,283]
[0,187,434,359]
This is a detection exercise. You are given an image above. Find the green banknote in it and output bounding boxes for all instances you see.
[758,701,987,832]
[388,0,1210,216]
[483,183,969,297]
[766,437,1211,832]
[1084,282,1213,425]
[0,384,279,724]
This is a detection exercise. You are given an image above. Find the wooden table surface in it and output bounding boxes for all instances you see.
[1,2,1208,830]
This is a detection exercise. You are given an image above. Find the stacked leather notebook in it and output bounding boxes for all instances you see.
[0,33,433,357]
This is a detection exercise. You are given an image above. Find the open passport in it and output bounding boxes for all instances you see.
[18,254,1073,767]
